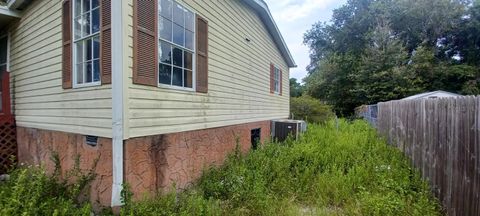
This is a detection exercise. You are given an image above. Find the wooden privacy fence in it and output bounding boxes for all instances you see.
[377,96,479,216]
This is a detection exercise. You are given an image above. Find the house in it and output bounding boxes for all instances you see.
[0,0,296,208]
[401,90,462,100]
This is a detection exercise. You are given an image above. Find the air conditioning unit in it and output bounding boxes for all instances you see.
[271,119,307,142]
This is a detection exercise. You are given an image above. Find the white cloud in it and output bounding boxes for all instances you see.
[264,0,346,80]
[267,0,339,23]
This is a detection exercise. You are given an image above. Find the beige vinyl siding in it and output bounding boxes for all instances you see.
[9,0,112,138]
[127,0,290,138]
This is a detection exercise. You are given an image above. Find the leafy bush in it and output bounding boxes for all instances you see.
[0,153,97,216]
[121,120,442,216]
[290,95,334,123]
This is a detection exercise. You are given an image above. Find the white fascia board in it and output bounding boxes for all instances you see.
[7,0,26,10]
[243,0,297,68]
[0,5,21,18]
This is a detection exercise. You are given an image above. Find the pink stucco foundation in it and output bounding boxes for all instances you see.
[16,121,271,206]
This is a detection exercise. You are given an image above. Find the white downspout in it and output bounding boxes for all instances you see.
[111,0,124,207]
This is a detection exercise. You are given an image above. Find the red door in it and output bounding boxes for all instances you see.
[0,52,16,174]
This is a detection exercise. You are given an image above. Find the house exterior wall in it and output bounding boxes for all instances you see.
[124,120,271,199]
[9,0,113,138]
[16,120,269,207]
[16,126,113,209]
[7,0,290,139]
[125,0,290,138]
[9,0,292,208]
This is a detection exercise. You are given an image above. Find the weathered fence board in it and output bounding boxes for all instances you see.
[377,96,480,216]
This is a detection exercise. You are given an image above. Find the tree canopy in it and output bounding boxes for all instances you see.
[289,78,306,97]
[304,0,480,116]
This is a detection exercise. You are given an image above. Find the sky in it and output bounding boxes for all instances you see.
[264,0,347,81]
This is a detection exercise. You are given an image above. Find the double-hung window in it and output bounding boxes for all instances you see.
[273,66,281,94]
[73,0,101,87]
[158,0,195,89]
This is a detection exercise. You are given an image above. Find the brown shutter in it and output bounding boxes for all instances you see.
[62,0,72,89]
[196,15,208,93]
[270,63,274,93]
[279,69,283,96]
[133,0,158,86]
[100,0,112,84]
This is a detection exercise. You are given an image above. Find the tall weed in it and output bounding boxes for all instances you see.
[122,120,441,216]
[0,152,97,215]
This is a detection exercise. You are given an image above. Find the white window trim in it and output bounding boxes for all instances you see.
[72,0,101,89]
[157,0,196,91]
[273,66,281,94]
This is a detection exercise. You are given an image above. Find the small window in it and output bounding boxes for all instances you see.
[273,66,281,94]
[73,0,101,88]
[158,0,195,89]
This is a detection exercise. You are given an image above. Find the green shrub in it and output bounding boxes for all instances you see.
[290,96,334,123]
[121,120,442,216]
[0,153,97,216]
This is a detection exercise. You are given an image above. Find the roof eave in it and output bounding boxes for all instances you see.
[244,0,297,68]
[7,0,31,10]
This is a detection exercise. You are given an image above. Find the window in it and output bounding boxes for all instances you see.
[158,0,195,89]
[0,36,7,73]
[73,0,101,87]
[0,36,8,113]
[273,66,281,94]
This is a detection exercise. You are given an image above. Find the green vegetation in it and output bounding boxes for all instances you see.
[121,120,441,216]
[290,78,306,97]
[0,121,441,215]
[304,0,480,116]
[0,154,96,216]
[290,95,334,123]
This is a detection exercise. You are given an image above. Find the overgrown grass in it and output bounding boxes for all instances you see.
[122,120,442,216]
[0,154,96,216]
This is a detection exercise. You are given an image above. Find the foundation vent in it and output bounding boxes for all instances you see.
[85,135,98,147]
[251,128,261,150]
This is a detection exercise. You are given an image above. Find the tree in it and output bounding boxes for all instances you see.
[409,46,479,94]
[303,0,479,116]
[305,54,362,116]
[354,19,419,104]
[388,0,467,52]
[289,78,305,97]
[304,0,377,73]
[440,0,480,66]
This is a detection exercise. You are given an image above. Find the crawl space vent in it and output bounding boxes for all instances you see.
[85,135,98,147]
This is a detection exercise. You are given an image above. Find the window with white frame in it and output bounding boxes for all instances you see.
[273,66,281,93]
[73,0,100,87]
[158,0,195,89]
